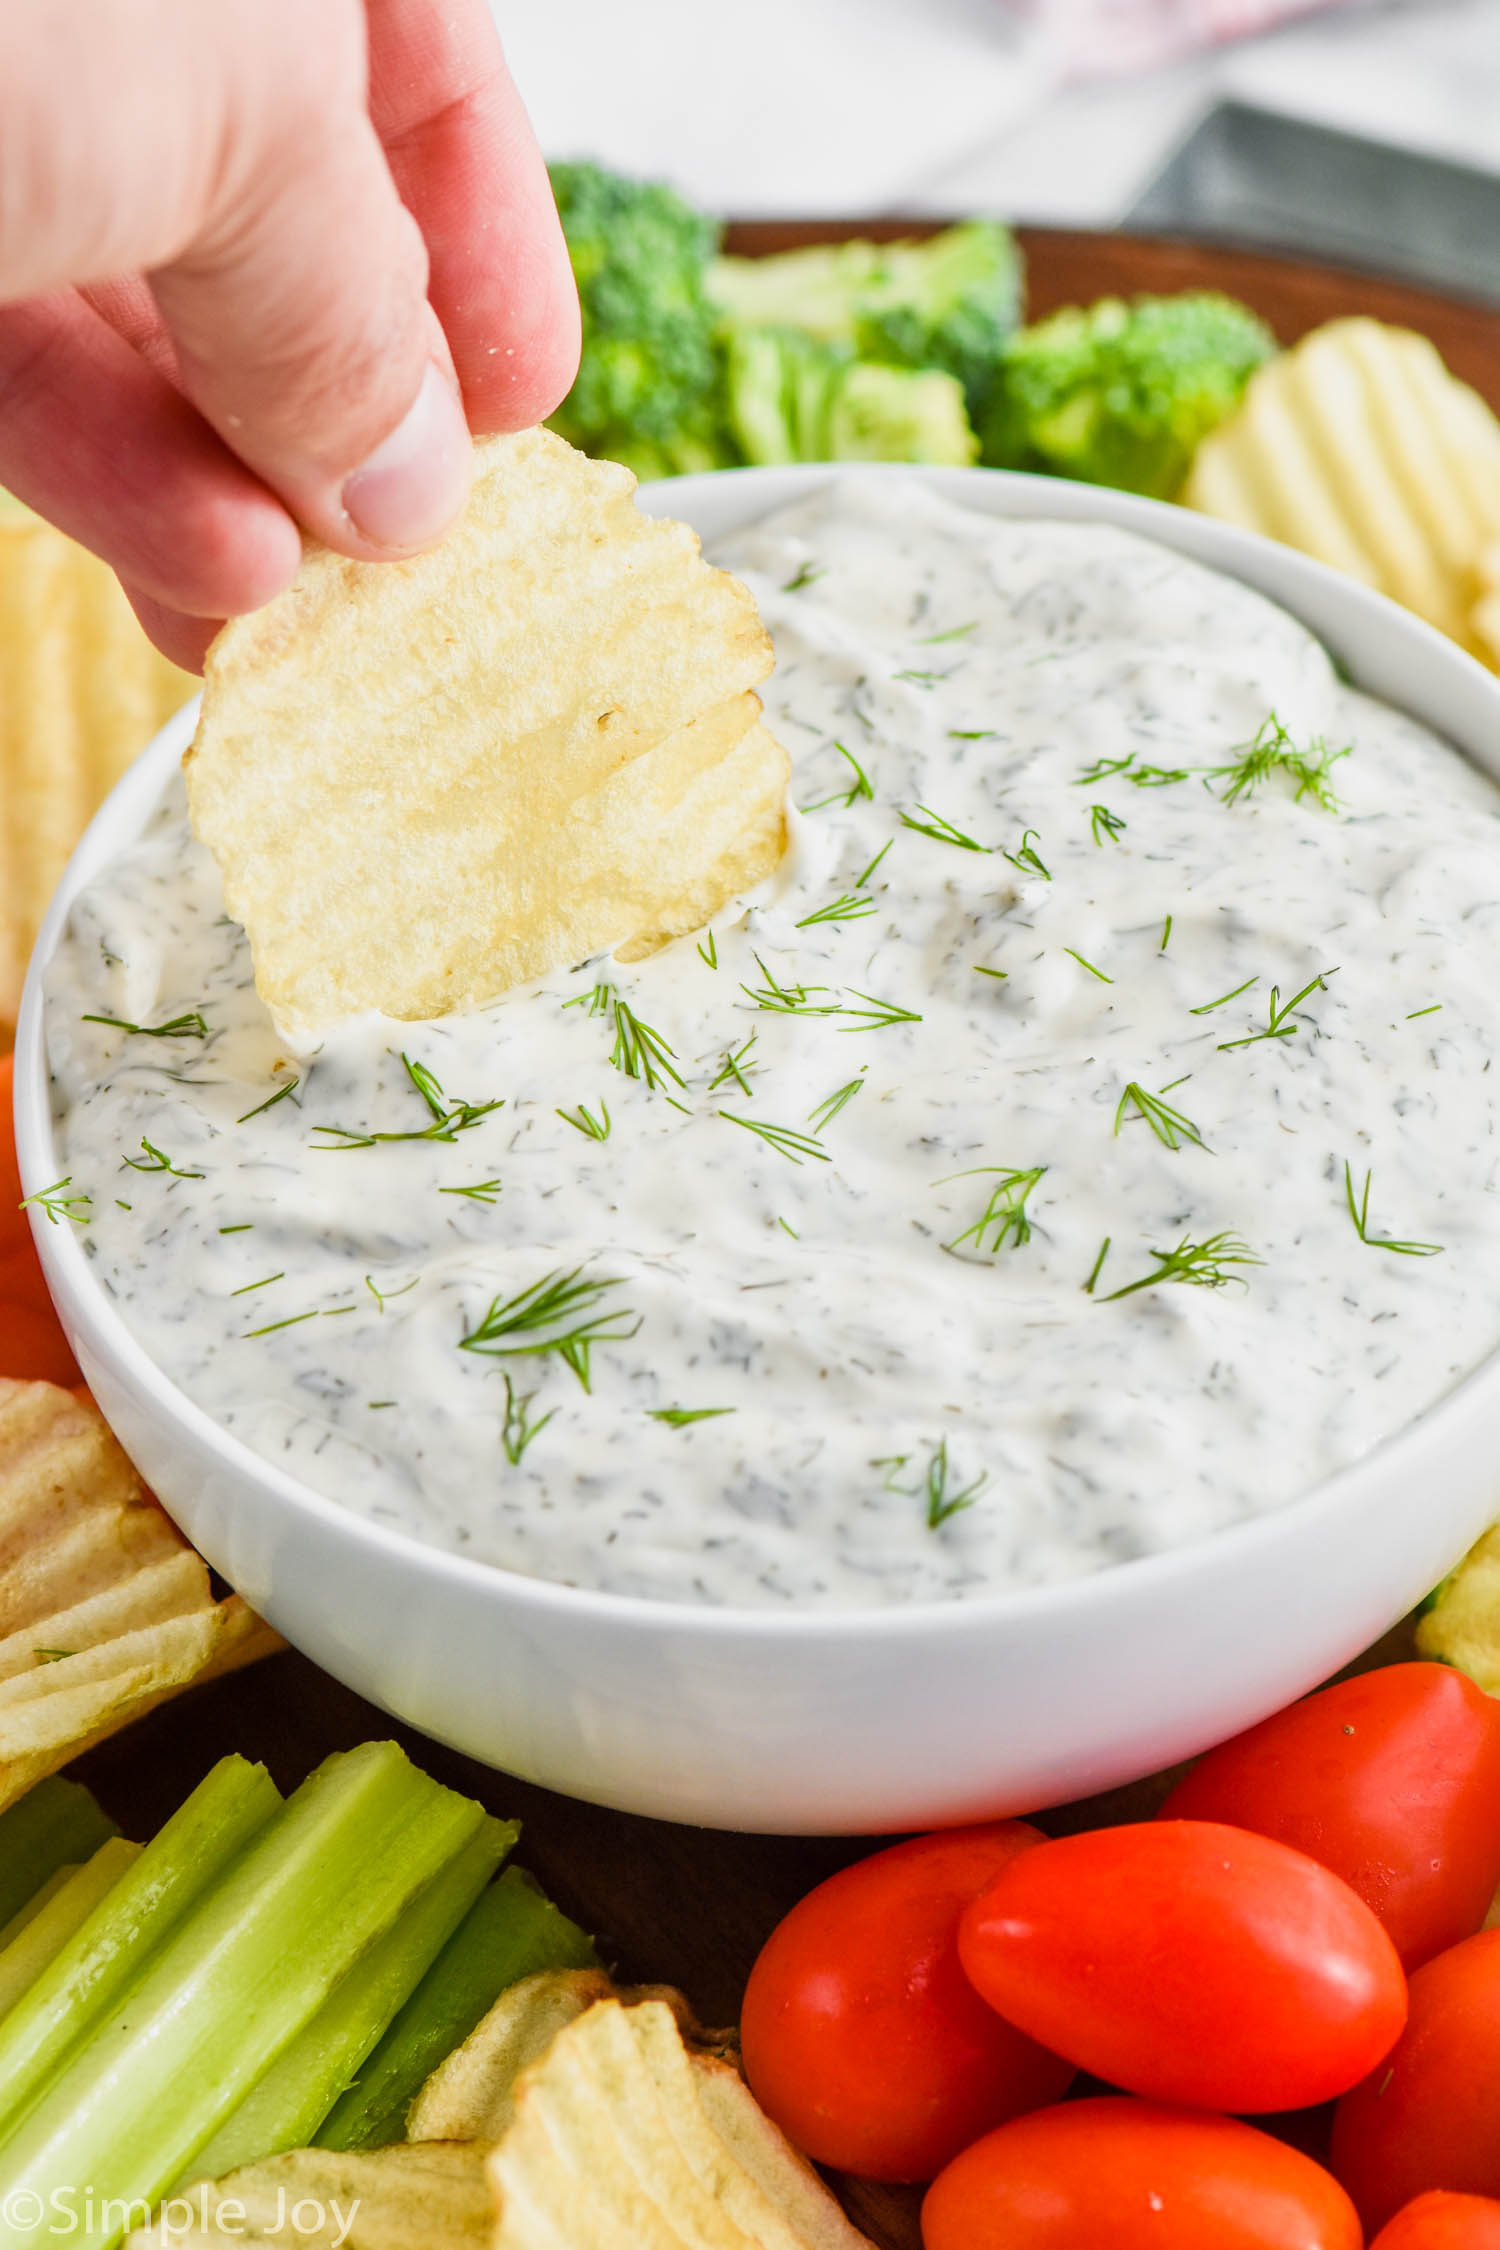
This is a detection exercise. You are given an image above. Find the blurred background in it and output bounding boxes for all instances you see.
[502,0,1500,262]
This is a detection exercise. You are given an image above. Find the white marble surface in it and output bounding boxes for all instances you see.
[497,0,1500,222]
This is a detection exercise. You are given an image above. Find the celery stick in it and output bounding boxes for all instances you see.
[0,1740,488,2250]
[317,1862,598,2150]
[0,1866,78,1954]
[187,1814,514,2181]
[0,1840,140,2020]
[0,1777,117,1926]
[0,1753,280,2143]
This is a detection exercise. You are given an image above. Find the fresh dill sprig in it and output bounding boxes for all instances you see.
[501,1375,556,1465]
[1001,829,1051,880]
[919,621,978,644]
[647,1406,736,1427]
[1103,1231,1262,1301]
[440,1178,503,1203]
[696,929,718,970]
[972,964,1008,982]
[898,805,989,852]
[562,981,613,1018]
[720,1113,831,1167]
[1064,948,1113,984]
[945,1165,1046,1255]
[948,728,998,742]
[803,741,874,812]
[797,891,876,928]
[1083,1236,1112,1295]
[459,1267,639,1392]
[1160,916,1173,952]
[81,1011,208,1040]
[740,955,843,1016]
[218,1223,252,1235]
[921,1439,989,1530]
[1406,1004,1442,1020]
[1114,1081,1207,1152]
[609,996,685,1092]
[852,838,893,891]
[19,1177,91,1226]
[1209,714,1349,811]
[892,667,949,688]
[1088,804,1127,848]
[1190,975,1258,1016]
[364,1274,419,1311]
[781,560,823,593]
[840,989,922,1032]
[709,1038,758,1096]
[230,1271,283,1297]
[1343,1162,1444,1257]
[1217,972,1333,1052]
[808,1074,865,1130]
[556,1101,612,1141]
[237,1076,300,1124]
[314,1055,503,1148]
[1073,753,1135,786]
[241,1308,320,1339]
[123,1139,203,1179]
[1127,763,1194,789]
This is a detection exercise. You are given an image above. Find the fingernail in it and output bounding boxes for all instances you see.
[342,362,471,551]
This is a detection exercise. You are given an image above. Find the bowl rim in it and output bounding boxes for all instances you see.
[18,459,1500,1642]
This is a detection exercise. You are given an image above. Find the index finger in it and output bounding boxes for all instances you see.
[365,0,579,434]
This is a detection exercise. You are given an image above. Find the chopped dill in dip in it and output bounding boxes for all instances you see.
[41,480,1500,1608]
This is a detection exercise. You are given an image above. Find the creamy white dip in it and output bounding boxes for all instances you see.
[41,480,1500,1608]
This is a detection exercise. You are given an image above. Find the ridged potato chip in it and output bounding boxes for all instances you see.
[486,1988,873,2250]
[0,497,192,1026]
[125,2143,495,2248]
[187,430,789,1045]
[0,1379,278,1807]
[1185,317,1500,669]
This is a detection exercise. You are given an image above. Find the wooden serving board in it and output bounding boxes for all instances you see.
[72,229,1500,2249]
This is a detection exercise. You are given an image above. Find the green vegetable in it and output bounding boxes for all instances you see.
[711,221,1022,419]
[0,1756,280,2145]
[981,291,1276,498]
[0,1840,140,2023]
[316,1864,596,2150]
[185,1815,515,2181]
[547,161,723,471]
[0,1742,487,2250]
[723,328,976,468]
[0,1777,117,1928]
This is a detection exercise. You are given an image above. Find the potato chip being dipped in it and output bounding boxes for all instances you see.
[0,1379,279,1808]
[1184,316,1500,669]
[186,430,791,1045]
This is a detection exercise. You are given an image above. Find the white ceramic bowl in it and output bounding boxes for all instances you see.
[17,466,1500,1834]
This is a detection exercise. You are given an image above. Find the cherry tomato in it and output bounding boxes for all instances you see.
[0,1057,80,1387]
[739,1822,1074,2181]
[1332,1926,1500,2229]
[958,1819,1407,2112]
[920,2097,1362,2250]
[1161,1663,1500,1970]
[1369,2191,1500,2249]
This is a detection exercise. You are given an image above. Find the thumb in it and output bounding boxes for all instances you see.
[149,8,471,559]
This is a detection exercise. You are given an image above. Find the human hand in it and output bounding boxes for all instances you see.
[0,0,579,667]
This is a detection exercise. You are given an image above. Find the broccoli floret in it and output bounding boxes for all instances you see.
[980,292,1277,499]
[854,222,1023,419]
[723,329,977,468]
[547,161,721,462]
[710,222,1021,420]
